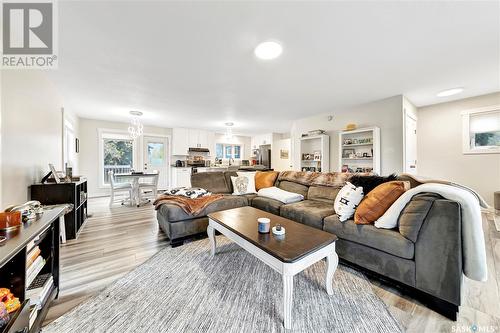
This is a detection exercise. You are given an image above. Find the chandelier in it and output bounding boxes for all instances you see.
[225,122,234,140]
[128,111,144,139]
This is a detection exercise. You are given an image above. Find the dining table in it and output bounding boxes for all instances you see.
[114,172,158,207]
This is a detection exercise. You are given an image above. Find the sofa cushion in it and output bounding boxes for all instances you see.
[354,181,410,224]
[255,171,279,191]
[277,181,309,199]
[251,196,284,215]
[280,200,334,229]
[231,172,257,195]
[398,192,442,242]
[223,171,238,193]
[307,185,340,203]
[241,193,258,205]
[323,215,414,259]
[191,172,231,194]
[159,195,248,222]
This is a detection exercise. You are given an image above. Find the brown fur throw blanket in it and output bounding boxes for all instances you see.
[153,194,224,215]
[278,171,357,188]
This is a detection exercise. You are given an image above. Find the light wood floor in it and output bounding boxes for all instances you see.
[45,197,500,332]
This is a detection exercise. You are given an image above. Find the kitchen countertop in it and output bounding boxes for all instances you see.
[170,165,272,171]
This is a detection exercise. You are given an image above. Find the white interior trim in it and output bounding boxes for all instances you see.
[462,105,500,155]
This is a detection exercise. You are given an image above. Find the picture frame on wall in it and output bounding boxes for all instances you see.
[280,149,289,159]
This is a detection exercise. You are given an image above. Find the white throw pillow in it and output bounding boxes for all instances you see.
[231,172,257,195]
[334,182,364,222]
[258,186,304,204]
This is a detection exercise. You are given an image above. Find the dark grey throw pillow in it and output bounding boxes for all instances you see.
[349,174,397,195]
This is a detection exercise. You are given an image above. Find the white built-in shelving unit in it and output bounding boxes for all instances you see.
[338,127,380,174]
[299,134,329,172]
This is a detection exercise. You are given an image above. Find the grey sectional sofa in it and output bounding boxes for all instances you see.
[156,171,462,320]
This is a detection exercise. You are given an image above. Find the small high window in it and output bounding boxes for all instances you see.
[462,106,500,154]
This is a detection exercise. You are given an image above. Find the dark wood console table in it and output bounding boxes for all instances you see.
[0,206,66,333]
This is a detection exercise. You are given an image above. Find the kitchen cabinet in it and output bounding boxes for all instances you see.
[172,128,190,155]
[207,131,215,153]
[171,167,191,187]
[251,134,273,149]
[187,129,209,148]
[198,130,208,148]
[173,128,214,155]
[188,129,199,148]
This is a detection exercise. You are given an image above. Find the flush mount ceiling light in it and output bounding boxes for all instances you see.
[437,87,464,97]
[254,41,283,60]
[128,110,144,139]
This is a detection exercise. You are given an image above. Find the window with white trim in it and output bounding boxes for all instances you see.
[462,106,500,154]
[99,131,136,186]
[216,143,242,160]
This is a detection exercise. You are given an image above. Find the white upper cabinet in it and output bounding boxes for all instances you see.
[251,134,273,149]
[188,129,209,148]
[172,128,190,155]
[188,129,199,148]
[173,128,214,155]
[198,130,208,148]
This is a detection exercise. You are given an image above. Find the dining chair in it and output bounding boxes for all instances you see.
[108,171,132,207]
[138,170,160,202]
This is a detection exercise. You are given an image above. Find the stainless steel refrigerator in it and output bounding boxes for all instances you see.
[258,144,271,169]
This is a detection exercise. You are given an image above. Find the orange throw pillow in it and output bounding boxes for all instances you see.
[255,171,279,191]
[354,181,410,225]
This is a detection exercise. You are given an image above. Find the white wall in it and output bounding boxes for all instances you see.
[273,138,292,171]
[0,69,2,207]
[290,95,404,175]
[418,92,500,205]
[1,71,64,207]
[79,118,172,197]
[214,134,252,160]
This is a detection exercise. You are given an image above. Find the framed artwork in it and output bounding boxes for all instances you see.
[49,163,60,183]
[313,151,321,161]
[280,149,289,159]
[342,149,355,158]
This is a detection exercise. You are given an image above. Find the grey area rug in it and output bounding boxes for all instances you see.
[44,237,403,333]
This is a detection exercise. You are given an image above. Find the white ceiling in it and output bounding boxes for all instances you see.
[49,1,500,135]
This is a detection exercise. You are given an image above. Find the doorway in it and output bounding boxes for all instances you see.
[404,113,418,175]
[143,136,169,189]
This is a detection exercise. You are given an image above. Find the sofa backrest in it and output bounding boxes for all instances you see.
[307,186,340,203]
[191,172,231,194]
[223,171,238,193]
[277,180,309,199]
[191,170,349,201]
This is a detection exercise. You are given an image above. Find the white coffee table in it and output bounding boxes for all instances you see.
[207,206,338,330]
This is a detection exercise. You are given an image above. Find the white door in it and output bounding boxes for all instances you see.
[404,114,418,174]
[143,136,169,189]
